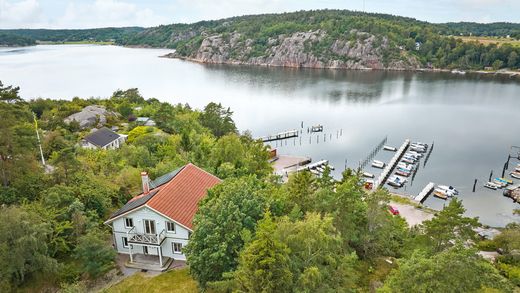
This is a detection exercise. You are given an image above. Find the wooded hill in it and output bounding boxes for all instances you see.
[1,10,520,69]
[119,10,520,70]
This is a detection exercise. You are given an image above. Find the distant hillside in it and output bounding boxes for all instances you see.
[440,22,520,38]
[0,27,144,46]
[0,33,36,47]
[119,10,520,71]
[2,10,519,70]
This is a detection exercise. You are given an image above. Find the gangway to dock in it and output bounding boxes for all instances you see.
[415,182,435,202]
[374,139,410,189]
[260,130,298,142]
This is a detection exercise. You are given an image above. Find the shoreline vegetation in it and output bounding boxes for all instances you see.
[166,53,520,78]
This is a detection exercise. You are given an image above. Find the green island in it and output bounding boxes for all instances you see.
[1,80,519,292]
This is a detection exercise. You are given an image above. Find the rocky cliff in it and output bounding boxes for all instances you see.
[166,30,420,70]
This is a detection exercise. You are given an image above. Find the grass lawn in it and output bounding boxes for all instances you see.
[102,268,198,293]
[457,36,520,47]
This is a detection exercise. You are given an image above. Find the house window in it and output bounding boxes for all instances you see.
[124,218,133,228]
[172,242,182,254]
[166,221,176,233]
[122,237,129,248]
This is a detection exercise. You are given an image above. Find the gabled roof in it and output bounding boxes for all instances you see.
[105,163,221,230]
[84,127,121,147]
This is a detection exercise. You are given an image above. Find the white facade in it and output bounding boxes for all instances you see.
[81,135,127,150]
[109,205,191,261]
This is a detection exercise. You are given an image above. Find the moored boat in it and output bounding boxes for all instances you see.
[499,177,513,185]
[510,172,520,179]
[372,160,385,169]
[362,172,375,178]
[438,185,459,195]
[493,179,506,188]
[395,170,410,177]
[401,157,416,164]
[383,145,397,151]
[433,190,448,199]
[484,182,498,190]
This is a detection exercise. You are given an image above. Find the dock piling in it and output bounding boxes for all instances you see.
[473,179,477,192]
[489,170,493,182]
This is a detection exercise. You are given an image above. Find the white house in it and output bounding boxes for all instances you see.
[81,127,127,150]
[104,163,221,270]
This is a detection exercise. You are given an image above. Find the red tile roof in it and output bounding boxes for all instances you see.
[146,163,221,230]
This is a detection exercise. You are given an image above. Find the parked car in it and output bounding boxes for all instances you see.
[388,206,400,215]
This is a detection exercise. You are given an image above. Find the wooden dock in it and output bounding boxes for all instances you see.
[260,130,298,142]
[296,160,330,172]
[374,139,410,189]
[414,182,435,202]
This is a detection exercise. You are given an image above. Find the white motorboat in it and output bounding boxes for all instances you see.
[383,145,397,151]
[407,151,423,157]
[484,182,498,190]
[397,162,414,171]
[438,185,459,195]
[401,158,415,164]
[362,172,375,178]
[409,146,426,153]
[511,172,520,179]
[372,160,385,169]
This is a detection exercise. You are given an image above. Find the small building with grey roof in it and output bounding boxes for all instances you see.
[81,127,127,150]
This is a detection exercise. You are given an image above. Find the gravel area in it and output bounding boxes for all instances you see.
[389,201,435,227]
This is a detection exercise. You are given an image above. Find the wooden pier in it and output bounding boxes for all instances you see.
[414,182,435,202]
[296,160,330,172]
[260,130,298,142]
[374,139,410,189]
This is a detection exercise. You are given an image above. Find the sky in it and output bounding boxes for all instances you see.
[0,0,519,29]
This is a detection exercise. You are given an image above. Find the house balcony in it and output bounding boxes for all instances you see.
[127,227,166,246]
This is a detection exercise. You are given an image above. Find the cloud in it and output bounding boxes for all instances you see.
[0,0,45,28]
[55,0,168,28]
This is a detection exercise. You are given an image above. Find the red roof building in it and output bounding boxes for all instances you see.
[104,163,221,268]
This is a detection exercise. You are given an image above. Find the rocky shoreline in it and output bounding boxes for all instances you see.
[162,53,520,79]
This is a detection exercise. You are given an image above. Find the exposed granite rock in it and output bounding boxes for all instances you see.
[166,29,420,70]
[64,105,118,129]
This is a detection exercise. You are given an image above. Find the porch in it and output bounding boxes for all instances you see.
[125,254,174,272]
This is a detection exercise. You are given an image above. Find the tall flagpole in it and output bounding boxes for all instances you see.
[33,112,46,166]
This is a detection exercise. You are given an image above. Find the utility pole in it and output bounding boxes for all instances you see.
[33,112,46,167]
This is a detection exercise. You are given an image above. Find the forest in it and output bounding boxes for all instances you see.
[0,27,144,45]
[0,80,519,292]
[0,33,36,47]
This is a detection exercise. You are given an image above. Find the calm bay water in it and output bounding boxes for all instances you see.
[1,44,519,227]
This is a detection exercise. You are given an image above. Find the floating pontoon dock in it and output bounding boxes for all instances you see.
[414,182,435,202]
[374,139,410,189]
[260,130,299,142]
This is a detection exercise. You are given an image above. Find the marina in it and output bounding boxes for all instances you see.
[374,139,410,189]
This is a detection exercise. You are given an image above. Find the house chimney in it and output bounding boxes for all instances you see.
[141,172,150,194]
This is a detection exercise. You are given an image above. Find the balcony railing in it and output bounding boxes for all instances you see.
[127,227,166,245]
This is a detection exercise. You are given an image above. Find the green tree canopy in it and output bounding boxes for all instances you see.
[199,102,237,138]
[234,212,293,293]
[184,176,269,288]
[379,246,514,292]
